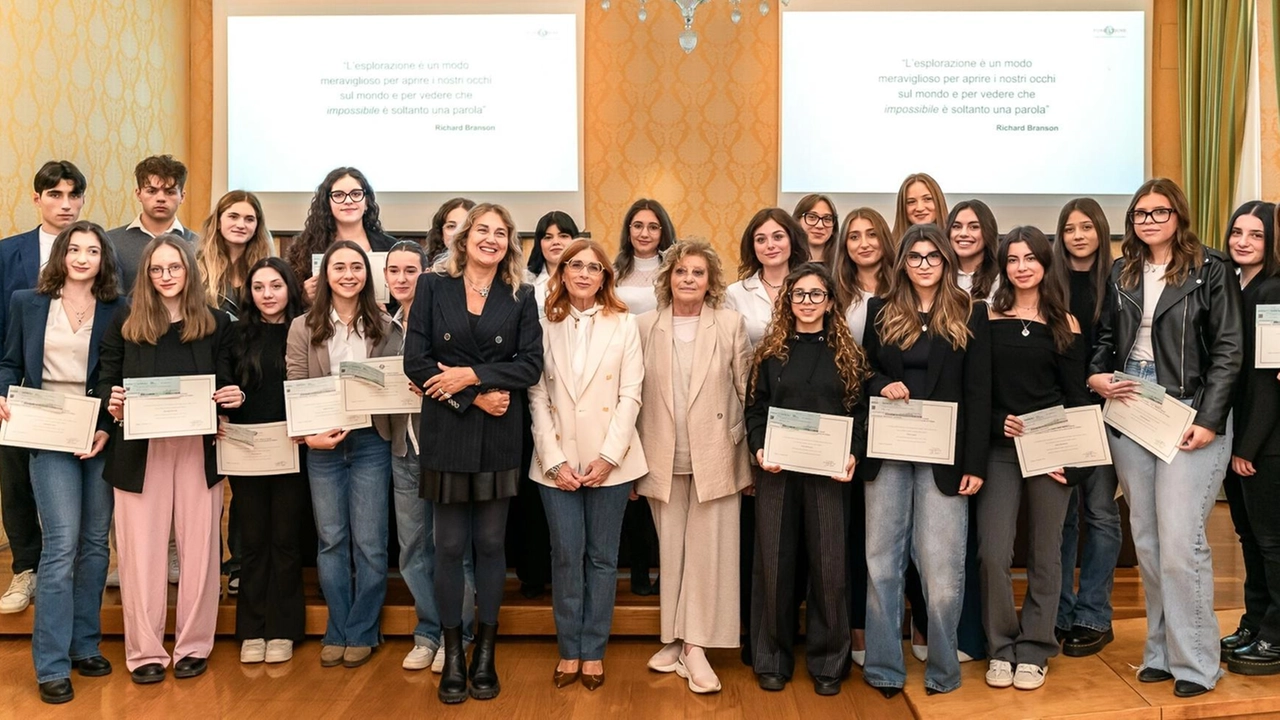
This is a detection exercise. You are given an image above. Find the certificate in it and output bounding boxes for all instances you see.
[123,374,218,440]
[216,421,301,477]
[1014,406,1113,478]
[341,356,420,414]
[284,376,372,436]
[314,252,389,303]
[1256,305,1280,368]
[0,387,100,454]
[867,398,958,465]
[1103,394,1197,465]
[762,407,854,476]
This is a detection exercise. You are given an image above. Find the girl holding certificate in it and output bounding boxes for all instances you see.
[98,234,243,685]
[891,172,948,241]
[285,241,398,670]
[0,221,124,704]
[792,194,839,264]
[860,223,991,697]
[978,226,1089,691]
[1086,178,1242,698]
[746,262,869,696]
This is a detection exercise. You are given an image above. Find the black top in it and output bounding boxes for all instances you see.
[988,319,1091,451]
[1232,275,1280,461]
[1068,269,1098,347]
[900,313,932,396]
[156,322,200,375]
[229,322,289,424]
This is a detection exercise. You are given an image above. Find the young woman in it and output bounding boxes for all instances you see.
[284,167,396,301]
[0,221,123,703]
[99,234,243,685]
[978,227,1089,692]
[424,197,475,268]
[526,211,580,317]
[861,224,991,696]
[285,241,396,670]
[1087,178,1242,698]
[725,208,811,345]
[833,207,896,343]
[747,262,868,696]
[196,190,274,314]
[404,203,543,704]
[613,198,677,318]
[529,239,646,691]
[891,172,949,241]
[1221,201,1280,676]
[225,258,308,665]
[792,194,839,265]
[948,200,1000,300]
[1051,198,1121,658]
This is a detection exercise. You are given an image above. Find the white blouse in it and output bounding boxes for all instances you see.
[724,272,777,347]
[42,298,92,398]
[325,309,368,375]
[843,288,878,345]
[615,254,662,316]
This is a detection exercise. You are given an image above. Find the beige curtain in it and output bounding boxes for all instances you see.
[1180,0,1254,249]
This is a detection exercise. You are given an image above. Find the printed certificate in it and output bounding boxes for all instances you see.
[0,387,100,454]
[216,421,301,477]
[1103,394,1197,465]
[1014,405,1113,478]
[314,252,389,303]
[866,398,958,465]
[123,374,218,440]
[284,376,372,436]
[762,407,854,476]
[1256,305,1280,368]
[341,356,420,414]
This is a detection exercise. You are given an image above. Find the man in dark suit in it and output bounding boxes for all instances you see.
[0,160,86,613]
[107,154,197,291]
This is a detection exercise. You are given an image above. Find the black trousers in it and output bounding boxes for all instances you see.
[1227,458,1280,643]
[0,444,39,573]
[620,496,658,585]
[507,411,551,588]
[228,474,310,641]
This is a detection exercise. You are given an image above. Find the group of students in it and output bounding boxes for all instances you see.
[0,158,1275,708]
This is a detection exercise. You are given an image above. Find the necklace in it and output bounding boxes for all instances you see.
[1012,304,1038,337]
[63,296,93,325]
[760,274,782,291]
[336,310,358,326]
[465,275,492,298]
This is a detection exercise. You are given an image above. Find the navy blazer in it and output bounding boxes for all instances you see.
[404,272,543,474]
[0,228,42,341]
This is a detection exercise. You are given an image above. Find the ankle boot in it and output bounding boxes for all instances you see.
[437,626,468,704]
[468,622,500,700]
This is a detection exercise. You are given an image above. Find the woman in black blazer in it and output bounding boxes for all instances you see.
[97,235,242,685]
[860,223,991,697]
[404,203,543,704]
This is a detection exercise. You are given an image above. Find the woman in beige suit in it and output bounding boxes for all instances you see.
[636,241,753,694]
[529,239,647,691]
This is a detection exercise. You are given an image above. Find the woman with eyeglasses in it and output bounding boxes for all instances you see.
[891,172,949,241]
[1087,178,1242,698]
[792,194,839,265]
[746,262,869,696]
[861,224,991,696]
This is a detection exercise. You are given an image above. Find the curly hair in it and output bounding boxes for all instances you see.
[285,167,385,283]
[654,240,727,309]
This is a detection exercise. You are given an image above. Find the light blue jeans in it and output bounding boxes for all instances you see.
[308,428,391,648]
[29,450,112,683]
[1109,359,1230,688]
[1057,464,1123,633]
[864,461,967,693]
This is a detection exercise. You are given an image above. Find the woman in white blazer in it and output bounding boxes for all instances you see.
[529,239,647,692]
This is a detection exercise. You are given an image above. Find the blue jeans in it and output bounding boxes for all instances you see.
[29,450,112,683]
[308,428,390,647]
[865,461,967,693]
[1057,463,1122,633]
[539,481,632,661]
[1109,359,1230,688]
[391,446,474,646]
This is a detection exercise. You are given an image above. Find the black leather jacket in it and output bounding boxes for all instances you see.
[1088,249,1243,433]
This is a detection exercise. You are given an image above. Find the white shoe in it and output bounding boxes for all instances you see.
[105,569,120,588]
[0,570,36,613]
[958,650,975,663]
[850,649,866,667]
[168,550,180,584]
[911,643,928,662]
[241,638,267,663]
[648,641,682,673]
[432,640,469,673]
[265,639,293,663]
[986,659,1014,688]
[403,643,437,670]
[1013,663,1046,690]
[675,648,721,694]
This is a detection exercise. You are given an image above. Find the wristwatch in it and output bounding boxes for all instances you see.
[545,462,564,481]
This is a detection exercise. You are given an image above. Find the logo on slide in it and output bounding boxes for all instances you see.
[1093,25,1127,38]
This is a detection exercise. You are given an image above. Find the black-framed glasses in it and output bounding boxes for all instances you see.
[906,251,944,268]
[564,259,605,276]
[801,212,835,228]
[148,263,186,278]
[1127,208,1175,225]
[788,288,829,304]
[329,189,366,204]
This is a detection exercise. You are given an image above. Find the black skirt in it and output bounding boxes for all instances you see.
[421,468,521,504]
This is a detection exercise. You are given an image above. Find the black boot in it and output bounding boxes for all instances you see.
[469,622,501,700]
[438,626,468,704]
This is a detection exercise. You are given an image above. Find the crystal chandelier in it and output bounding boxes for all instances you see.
[600,0,791,54]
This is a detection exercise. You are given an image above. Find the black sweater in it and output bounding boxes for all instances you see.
[1232,275,1280,461]
[988,319,1091,447]
[228,322,289,424]
[1067,269,1099,349]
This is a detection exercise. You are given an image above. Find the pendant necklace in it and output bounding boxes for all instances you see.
[1014,304,1037,337]
[465,276,492,298]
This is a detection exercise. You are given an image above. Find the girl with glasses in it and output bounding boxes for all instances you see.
[792,194,839,265]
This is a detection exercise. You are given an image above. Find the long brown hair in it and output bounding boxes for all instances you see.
[946,199,1000,299]
[1052,197,1112,324]
[876,224,973,351]
[892,172,949,240]
[306,240,386,348]
[991,226,1076,354]
[737,207,811,280]
[1118,178,1202,290]
[792,194,839,265]
[123,235,216,344]
[284,167,385,282]
[197,190,274,308]
[36,220,121,302]
[748,263,870,411]
[544,239,628,322]
[832,207,895,313]
[613,198,677,281]
[654,241,728,309]
[441,203,525,299]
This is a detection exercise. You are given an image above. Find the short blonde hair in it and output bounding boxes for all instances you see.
[654,240,727,309]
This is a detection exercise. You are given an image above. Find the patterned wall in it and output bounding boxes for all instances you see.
[0,0,190,237]
[1262,0,1280,197]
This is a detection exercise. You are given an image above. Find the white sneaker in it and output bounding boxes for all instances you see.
[265,639,293,663]
[958,650,975,663]
[241,638,267,663]
[168,550,180,585]
[0,570,36,613]
[403,643,437,670]
[432,640,469,673]
[105,569,120,588]
[647,641,682,673]
[1013,663,1046,690]
[850,649,866,667]
[911,643,928,662]
[986,659,1014,688]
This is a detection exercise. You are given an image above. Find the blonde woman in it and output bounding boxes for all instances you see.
[196,190,274,314]
[891,172,949,241]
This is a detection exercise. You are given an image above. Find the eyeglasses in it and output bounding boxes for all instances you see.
[788,289,829,304]
[148,263,186,279]
[906,252,944,268]
[564,259,605,276]
[801,212,836,228]
[1128,208,1175,225]
[329,189,366,204]
[630,222,663,235]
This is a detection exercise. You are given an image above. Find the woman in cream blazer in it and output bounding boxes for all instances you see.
[635,241,753,694]
[528,239,646,691]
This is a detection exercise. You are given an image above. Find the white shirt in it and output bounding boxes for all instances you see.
[325,309,368,376]
[533,270,552,319]
[125,214,187,239]
[1132,263,1166,363]
[843,288,877,345]
[724,272,776,347]
[38,228,57,268]
[957,269,999,302]
[615,254,661,316]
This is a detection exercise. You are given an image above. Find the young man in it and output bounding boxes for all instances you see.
[0,160,88,613]
[107,155,197,290]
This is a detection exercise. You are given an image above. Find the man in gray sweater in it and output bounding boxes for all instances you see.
[107,154,197,291]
